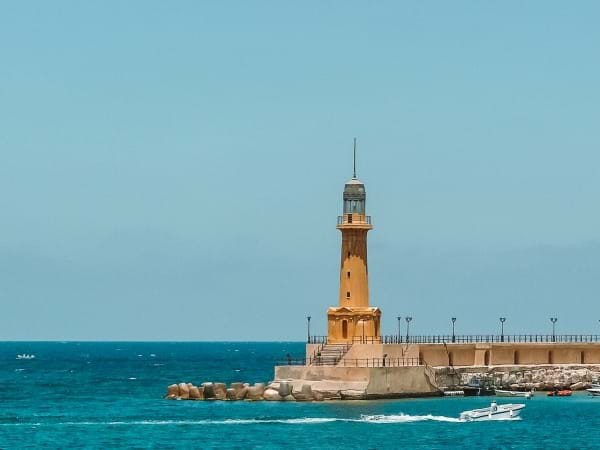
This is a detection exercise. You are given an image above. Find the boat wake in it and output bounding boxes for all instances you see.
[0,414,479,426]
[360,414,463,423]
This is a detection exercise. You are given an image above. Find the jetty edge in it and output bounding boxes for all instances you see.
[166,363,600,401]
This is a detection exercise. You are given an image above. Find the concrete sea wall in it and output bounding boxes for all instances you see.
[273,365,439,399]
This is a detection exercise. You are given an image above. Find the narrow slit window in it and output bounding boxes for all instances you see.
[347,271,351,278]
[346,291,350,298]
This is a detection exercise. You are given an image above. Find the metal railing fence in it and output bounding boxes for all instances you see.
[308,335,600,345]
[276,356,422,367]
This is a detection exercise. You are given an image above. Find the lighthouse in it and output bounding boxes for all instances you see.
[327,140,382,343]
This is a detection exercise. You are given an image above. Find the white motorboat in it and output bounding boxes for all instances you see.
[586,388,600,396]
[443,390,465,396]
[495,389,534,399]
[16,354,35,360]
[460,401,525,421]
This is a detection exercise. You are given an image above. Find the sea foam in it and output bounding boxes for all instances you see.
[0,414,471,426]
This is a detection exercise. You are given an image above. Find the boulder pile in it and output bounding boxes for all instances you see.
[434,364,600,391]
[165,380,325,402]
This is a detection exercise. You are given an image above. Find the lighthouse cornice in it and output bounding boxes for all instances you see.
[336,223,373,231]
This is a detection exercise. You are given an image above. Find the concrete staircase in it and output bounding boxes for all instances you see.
[312,343,352,366]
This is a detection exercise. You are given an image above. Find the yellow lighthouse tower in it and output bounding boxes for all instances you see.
[327,140,381,344]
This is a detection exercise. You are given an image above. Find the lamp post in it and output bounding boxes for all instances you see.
[550,317,558,342]
[451,317,456,343]
[499,317,506,342]
[405,316,413,343]
[306,316,311,343]
[397,316,401,343]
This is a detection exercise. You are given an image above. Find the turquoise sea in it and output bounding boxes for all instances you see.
[1,342,599,449]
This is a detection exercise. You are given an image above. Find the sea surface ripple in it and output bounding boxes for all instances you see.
[1,342,598,449]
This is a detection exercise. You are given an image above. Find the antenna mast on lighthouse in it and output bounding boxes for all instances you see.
[353,137,357,179]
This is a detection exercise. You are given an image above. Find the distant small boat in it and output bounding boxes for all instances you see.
[16,354,35,360]
[586,388,600,397]
[460,401,526,421]
[495,389,534,399]
[443,390,465,396]
[460,376,495,396]
[547,389,572,397]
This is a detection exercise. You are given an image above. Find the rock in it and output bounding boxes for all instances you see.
[282,394,296,401]
[570,381,585,391]
[316,389,341,400]
[227,383,248,400]
[278,381,292,397]
[189,386,203,400]
[247,383,265,400]
[312,391,324,401]
[267,382,280,391]
[226,388,237,400]
[340,389,367,400]
[515,372,523,382]
[178,383,190,400]
[214,383,227,400]
[202,382,215,399]
[293,384,314,401]
[166,384,179,399]
[263,388,282,401]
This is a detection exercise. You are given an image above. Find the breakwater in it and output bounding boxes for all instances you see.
[168,364,600,401]
[165,380,323,401]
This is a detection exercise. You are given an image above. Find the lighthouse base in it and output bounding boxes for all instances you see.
[327,306,382,344]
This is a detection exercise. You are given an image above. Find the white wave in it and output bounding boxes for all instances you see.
[0,415,466,427]
[360,414,463,423]
[128,377,137,380]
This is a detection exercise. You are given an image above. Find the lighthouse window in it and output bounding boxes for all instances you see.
[347,271,350,278]
[346,291,350,298]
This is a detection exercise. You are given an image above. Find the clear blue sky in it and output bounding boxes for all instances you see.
[1,1,599,340]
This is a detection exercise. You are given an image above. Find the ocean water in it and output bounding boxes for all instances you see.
[1,342,599,449]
